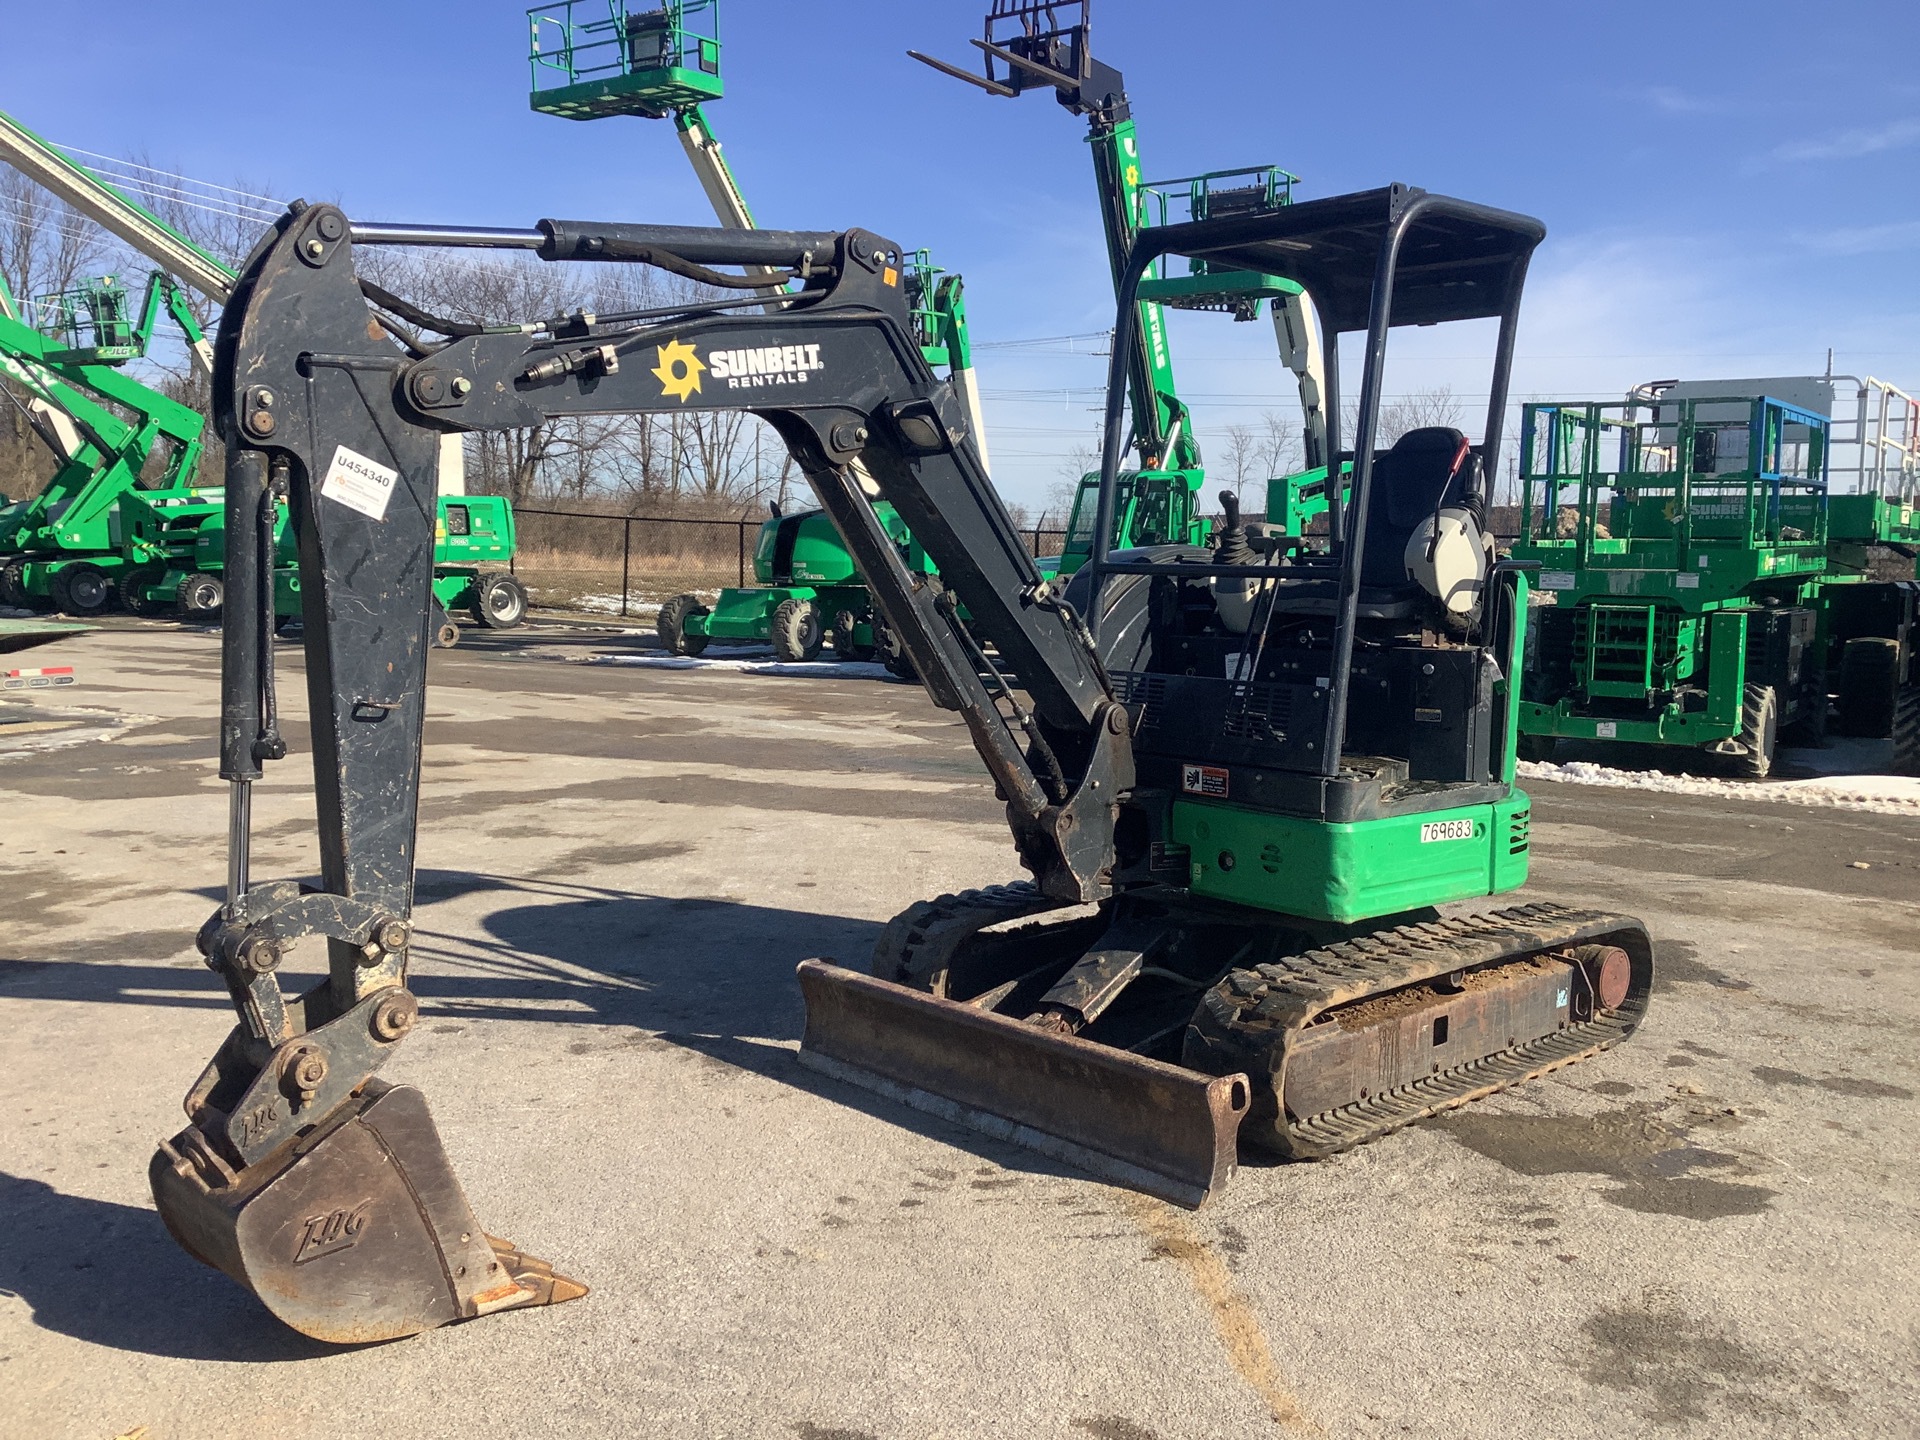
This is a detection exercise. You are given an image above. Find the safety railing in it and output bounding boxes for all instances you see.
[1827,376,1919,499]
[528,0,723,118]
[1517,394,1830,566]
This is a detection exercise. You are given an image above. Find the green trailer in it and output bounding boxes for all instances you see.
[1513,384,1920,776]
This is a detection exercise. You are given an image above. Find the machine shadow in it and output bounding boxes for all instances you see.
[437,879,1086,1187]
[0,1172,342,1363]
[12,871,1088,1216]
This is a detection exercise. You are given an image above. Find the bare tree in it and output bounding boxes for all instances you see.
[1346,384,1465,448]
[1255,408,1299,477]
[1220,422,1258,502]
[0,169,106,310]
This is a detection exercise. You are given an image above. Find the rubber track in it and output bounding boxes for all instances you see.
[872,882,1079,992]
[1191,900,1654,1159]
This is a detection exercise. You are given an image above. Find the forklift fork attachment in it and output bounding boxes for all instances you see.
[796,959,1249,1208]
[150,1080,585,1344]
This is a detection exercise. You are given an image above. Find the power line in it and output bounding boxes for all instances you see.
[52,145,284,209]
[975,330,1112,354]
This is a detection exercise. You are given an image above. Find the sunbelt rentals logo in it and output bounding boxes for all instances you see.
[652,338,827,400]
[710,343,825,391]
[652,338,707,402]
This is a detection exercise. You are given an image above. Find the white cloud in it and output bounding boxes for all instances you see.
[1639,85,1728,116]
[1771,117,1920,163]
[1791,219,1920,256]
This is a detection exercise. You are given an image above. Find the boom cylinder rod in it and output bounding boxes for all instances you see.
[349,223,545,249]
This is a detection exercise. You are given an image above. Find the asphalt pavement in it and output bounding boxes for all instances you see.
[2,620,1916,1440]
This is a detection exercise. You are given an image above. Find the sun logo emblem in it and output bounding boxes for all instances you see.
[652,338,706,402]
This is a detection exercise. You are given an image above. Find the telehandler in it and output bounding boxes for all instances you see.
[155,185,1651,1343]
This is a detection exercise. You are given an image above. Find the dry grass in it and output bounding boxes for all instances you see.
[511,546,742,614]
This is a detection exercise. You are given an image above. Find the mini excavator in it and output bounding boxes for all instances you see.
[155,186,1652,1342]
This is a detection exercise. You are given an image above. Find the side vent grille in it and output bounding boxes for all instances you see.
[1508,808,1531,856]
[1222,683,1295,741]
[1114,671,1168,731]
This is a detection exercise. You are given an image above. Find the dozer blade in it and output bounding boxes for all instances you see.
[150,1079,586,1343]
[796,959,1250,1208]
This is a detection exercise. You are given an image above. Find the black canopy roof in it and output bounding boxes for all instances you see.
[1133,184,1546,332]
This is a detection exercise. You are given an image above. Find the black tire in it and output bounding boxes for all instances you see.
[656,592,709,656]
[51,562,116,616]
[470,571,529,629]
[831,607,876,662]
[1734,683,1778,780]
[1781,682,1828,746]
[1836,636,1901,738]
[1893,685,1919,778]
[0,556,29,608]
[177,572,224,620]
[874,620,918,682]
[120,567,169,617]
[1515,733,1557,764]
[771,596,824,662]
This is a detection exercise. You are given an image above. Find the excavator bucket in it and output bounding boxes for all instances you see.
[796,960,1249,1208]
[149,1079,585,1344]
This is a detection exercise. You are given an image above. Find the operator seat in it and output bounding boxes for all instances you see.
[1359,426,1488,615]
[1361,428,1471,591]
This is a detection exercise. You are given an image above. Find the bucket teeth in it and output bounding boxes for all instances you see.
[484,1235,591,1308]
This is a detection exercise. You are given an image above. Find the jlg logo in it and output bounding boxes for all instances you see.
[293,1201,372,1264]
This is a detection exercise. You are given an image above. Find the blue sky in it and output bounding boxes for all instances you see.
[6,0,1918,509]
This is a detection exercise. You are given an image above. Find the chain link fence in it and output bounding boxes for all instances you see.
[511,506,1072,618]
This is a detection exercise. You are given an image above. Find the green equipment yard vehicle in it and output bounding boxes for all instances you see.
[0,105,528,635]
[650,251,977,668]
[1513,377,1920,776]
[915,1,1331,576]
[0,267,216,615]
[272,494,527,642]
[531,0,987,664]
[658,497,932,664]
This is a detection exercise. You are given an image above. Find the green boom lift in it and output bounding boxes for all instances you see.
[911,0,1332,574]
[529,0,985,667]
[0,106,527,636]
[1513,376,1920,776]
[0,267,217,615]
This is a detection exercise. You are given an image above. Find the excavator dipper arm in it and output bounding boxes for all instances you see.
[152,205,1136,1340]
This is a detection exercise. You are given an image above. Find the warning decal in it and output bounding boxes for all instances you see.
[1181,764,1229,799]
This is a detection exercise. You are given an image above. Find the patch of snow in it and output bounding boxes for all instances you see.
[1517,758,1920,816]
[557,594,666,618]
[0,705,148,759]
[587,650,896,682]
